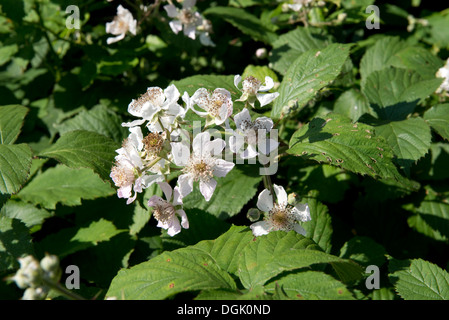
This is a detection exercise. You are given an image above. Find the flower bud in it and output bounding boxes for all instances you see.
[22,287,48,300]
[40,254,62,283]
[255,48,267,59]
[288,192,298,205]
[14,255,43,289]
[247,208,261,222]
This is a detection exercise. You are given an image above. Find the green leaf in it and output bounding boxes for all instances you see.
[0,105,28,145]
[362,68,443,120]
[359,36,407,86]
[390,259,449,300]
[288,113,411,185]
[194,225,254,275]
[54,105,129,144]
[0,144,32,195]
[0,199,52,228]
[339,236,387,267]
[17,165,115,210]
[301,195,333,253]
[265,271,354,300]
[407,186,449,242]
[204,6,277,44]
[0,216,34,272]
[237,230,361,288]
[390,46,444,80]
[35,218,126,258]
[375,117,432,170]
[334,89,373,122]
[106,247,237,300]
[182,166,262,219]
[39,130,120,182]
[270,27,333,75]
[0,44,18,67]
[423,104,449,141]
[71,218,126,245]
[161,209,230,251]
[271,43,352,119]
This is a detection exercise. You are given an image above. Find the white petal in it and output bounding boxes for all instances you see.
[229,134,244,154]
[256,92,279,107]
[128,126,144,151]
[163,84,180,109]
[273,184,288,207]
[257,189,274,212]
[141,174,164,188]
[288,4,303,11]
[205,138,225,156]
[258,137,279,155]
[121,119,145,128]
[293,203,311,222]
[192,131,210,156]
[254,117,274,131]
[293,223,307,236]
[163,4,178,18]
[259,76,275,92]
[158,181,173,201]
[147,195,165,208]
[117,184,132,200]
[173,187,183,206]
[169,20,183,34]
[166,217,182,236]
[184,25,197,40]
[240,144,258,159]
[234,108,252,130]
[106,33,125,44]
[250,221,271,236]
[170,142,190,166]
[177,174,194,198]
[129,19,137,35]
[199,178,217,202]
[234,74,242,89]
[176,209,189,229]
[213,159,235,178]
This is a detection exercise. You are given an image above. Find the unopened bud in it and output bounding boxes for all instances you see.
[288,193,298,205]
[22,287,48,300]
[247,208,261,222]
[14,255,43,289]
[40,254,62,283]
[255,48,267,59]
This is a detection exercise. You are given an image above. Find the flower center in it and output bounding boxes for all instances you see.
[242,76,261,95]
[153,201,176,224]
[110,164,135,188]
[179,8,197,25]
[129,88,163,113]
[267,203,296,231]
[184,157,214,182]
[142,132,164,157]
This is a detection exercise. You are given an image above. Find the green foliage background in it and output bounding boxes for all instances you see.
[1,0,449,300]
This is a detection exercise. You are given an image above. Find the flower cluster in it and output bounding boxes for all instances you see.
[164,0,215,47]
[11,254,61,300]
[111,74,309,237]
[105,2,215,47]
